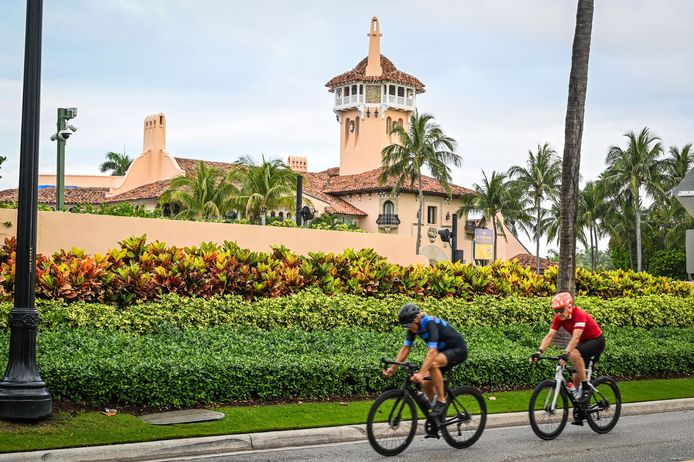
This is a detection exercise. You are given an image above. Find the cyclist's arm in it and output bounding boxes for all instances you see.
[565,328,583,354]
[391,346,411,370]
[538,328,558,353]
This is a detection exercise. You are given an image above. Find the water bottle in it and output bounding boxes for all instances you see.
[567,381,575,397]
[416,391,431,410]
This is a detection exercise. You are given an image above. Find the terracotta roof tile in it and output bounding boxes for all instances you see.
[0,187,108,205]
[320,167,474,198]
[511,253,557,273]
[106,180,172,202]
[326,55,425,93]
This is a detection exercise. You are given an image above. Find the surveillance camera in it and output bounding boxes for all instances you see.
[66,124,77,132]
[58,129,72,140]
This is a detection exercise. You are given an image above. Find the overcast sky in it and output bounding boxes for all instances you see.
[1,1,693,255]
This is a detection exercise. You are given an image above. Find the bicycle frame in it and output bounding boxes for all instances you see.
[545,358,596,413]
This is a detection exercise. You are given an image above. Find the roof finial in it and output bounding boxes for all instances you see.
[365,17,382,77]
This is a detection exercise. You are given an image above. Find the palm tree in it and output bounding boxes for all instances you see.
[457,170,525,261]
[232,155,297,225]
[577,181,608,271]
[160,161,237,220]
[558,0,594,294]
[507,143,562,273]
[379,111,461,254]
[602,127,665,271]
[662,144,693,190]
[99,151,132,176]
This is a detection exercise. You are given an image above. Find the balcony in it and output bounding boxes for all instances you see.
[376,214,401,226]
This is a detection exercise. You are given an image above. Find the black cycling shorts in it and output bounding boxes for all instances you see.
[576,334,605,362]
[440,343,468,373]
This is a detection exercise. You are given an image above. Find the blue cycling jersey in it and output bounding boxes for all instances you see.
[404,315,465,351]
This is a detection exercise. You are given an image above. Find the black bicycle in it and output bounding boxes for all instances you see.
[366,358,487,456]
[528,355,621,440]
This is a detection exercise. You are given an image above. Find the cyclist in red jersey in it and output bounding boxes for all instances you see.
[529,292,605,405]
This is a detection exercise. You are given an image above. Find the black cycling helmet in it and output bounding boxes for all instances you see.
[398,303,421,327]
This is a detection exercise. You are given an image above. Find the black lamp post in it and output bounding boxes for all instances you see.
[0,0,52,421]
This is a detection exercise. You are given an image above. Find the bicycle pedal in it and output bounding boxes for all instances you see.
[570,419,584,426]
[424,433,440,439]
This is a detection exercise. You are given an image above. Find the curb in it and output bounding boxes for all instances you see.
[3,398,693,462]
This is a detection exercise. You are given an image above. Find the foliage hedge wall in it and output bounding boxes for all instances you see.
[2,291,691,333]
[0,236,692,306]
[2,326,690,407]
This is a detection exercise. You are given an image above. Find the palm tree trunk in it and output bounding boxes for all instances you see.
[416,177,423,254]
[492,216,498,261]
[589,223,595,272]
[558,0,594,294]
[535,199,541,273]
[634,188,642,272]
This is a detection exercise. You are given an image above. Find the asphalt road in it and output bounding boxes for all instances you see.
[164,410,693,462]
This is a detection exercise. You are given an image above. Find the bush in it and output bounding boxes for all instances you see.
[1,237,692,305]
[4,326,690,407]
[2,291,692,333]
[646,249,688,280]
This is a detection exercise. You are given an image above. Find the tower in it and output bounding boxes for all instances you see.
[326,17,425,176]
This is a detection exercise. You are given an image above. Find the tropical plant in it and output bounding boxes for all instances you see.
[602,127,665,272]
[160,161,237,220]
[99,151,132,176]
[457,170,526,261]
[577,181,608,271]
[0,155,6,179]
[507,143,562,273]
[379,111,461,254]
[662,144,693,191]
[557,0,594,294]
[231,155,296,225]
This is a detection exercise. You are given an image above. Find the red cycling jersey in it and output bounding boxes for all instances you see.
[550,307,602,343]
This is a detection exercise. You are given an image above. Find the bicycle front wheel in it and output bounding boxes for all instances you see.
[441,386,487,448]
[528,380,568,440]
[366,390,418,456]
[586,376,621,434]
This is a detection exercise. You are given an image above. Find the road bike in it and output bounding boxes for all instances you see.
[366,358,487,456]
[528,355,621,440]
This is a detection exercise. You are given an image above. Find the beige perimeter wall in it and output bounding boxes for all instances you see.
[0,210,429,266]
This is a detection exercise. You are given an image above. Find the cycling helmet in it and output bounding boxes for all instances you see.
[551,292,573,310]
[398,303,421,326]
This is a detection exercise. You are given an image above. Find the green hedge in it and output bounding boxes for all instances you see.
[3,326,690,407]
[2,291,692,333]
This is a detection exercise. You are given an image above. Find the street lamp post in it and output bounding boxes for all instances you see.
[51,107,78,210]
[0,0,52,421]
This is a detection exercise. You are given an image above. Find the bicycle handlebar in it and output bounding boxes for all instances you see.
[380,357,419,372]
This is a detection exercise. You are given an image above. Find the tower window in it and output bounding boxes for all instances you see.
[383,200,395,215]
[389,85,396,95]
[397,87,405,97]
[344,86,350,96]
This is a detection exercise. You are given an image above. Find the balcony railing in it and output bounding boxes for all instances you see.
[376,214,401,226]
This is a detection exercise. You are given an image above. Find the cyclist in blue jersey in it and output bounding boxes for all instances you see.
[384,303,468,419]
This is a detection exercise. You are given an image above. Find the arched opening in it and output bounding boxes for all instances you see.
[383,200,395,215]
[386,116,392,134]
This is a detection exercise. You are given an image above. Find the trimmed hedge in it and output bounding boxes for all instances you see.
[2,291,692,333]
[1,236,692,305]
[2,326,690,407]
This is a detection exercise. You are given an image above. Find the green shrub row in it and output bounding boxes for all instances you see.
[2,291,692,333]
[3,326,690,407]
[0,236,692,306]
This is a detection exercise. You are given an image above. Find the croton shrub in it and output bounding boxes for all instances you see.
[0,235,691,306]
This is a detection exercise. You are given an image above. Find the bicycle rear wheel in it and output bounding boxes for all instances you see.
[366,390,418,456]
[441,386,487,448]
[528,380,568,440]
[586,376,621,434]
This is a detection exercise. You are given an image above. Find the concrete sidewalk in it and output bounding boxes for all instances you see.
[3,398,693,462]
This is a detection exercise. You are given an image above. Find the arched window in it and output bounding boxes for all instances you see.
[287,213,291,220]
[398,118,404,130]
[386,116,392,134]
[279,212,284,219]
[270,211,276,218]
[383,201,395,215]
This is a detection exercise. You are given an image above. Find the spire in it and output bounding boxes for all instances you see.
[365,17,382,77]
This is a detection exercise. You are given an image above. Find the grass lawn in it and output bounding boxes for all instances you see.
[1,377,692,453]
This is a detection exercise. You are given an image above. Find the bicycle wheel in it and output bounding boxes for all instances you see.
[366,390,418,456]
[528,380,568,440]
[440,386,487,448]
[586,376,621,434]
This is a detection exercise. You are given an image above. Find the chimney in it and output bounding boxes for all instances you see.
[365,17,382,77]
[287,156,307,173]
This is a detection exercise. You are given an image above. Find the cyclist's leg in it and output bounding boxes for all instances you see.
[575,336,605,383]
[429,353,448,405]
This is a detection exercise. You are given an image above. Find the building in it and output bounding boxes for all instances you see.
[0,17,528,263]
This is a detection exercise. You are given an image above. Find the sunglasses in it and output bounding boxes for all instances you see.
[553,305,571,313]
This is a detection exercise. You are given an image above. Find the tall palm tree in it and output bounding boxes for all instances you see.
[457,170,525,261]
[507,142,562,273]
[577,180,608,271]
[662,144,693,190]
[379,111,461,254]
[161,161,237,220]
[99,151,132,176]
[602,127,665,271]
[232,155,297,225]
[558,0,594,294]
